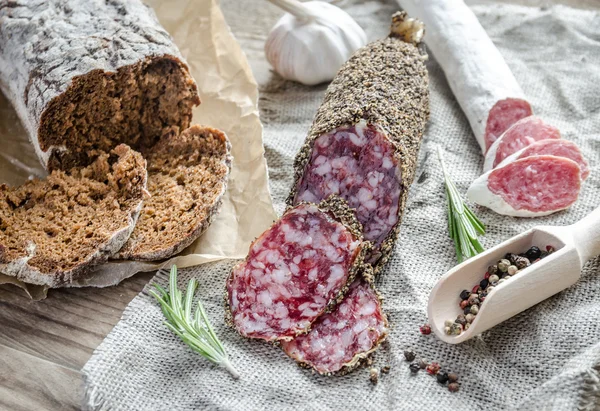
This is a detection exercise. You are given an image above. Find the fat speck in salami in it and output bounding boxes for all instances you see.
[288,13,429,271]
[226,197,369,342]
[281,279,388,375]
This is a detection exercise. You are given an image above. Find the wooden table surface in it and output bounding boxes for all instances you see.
[0,273,154,410]
[1,1,596,410]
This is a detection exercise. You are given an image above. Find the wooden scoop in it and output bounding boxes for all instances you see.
[428,206,600,344]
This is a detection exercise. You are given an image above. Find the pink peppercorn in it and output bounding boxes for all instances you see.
[460,300,469,309]
[420,324,432,335]
[426,362,441,375]
[484,272,490,280]
[471,285,480,294]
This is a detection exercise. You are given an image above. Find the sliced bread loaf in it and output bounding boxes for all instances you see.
[0,0,200,171]
[116,125,231,261]
[0,145,147,287]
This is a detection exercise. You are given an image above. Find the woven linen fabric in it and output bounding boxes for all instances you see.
[82,2,600,410]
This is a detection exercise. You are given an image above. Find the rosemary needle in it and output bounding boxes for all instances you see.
[437,146,486,263]
[149,265,240,379]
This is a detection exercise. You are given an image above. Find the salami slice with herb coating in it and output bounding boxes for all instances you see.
[288,13,429,272]
[281,279,388,375]
[226,197,371,342]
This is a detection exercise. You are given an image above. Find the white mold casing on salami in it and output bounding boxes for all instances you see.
[397,0,532,154]
[281,279,388,375]
[293,121,402,260]
[226,201,367,342]
[483,116,561,172]
[468,155,582,217]
[496,139,590,180]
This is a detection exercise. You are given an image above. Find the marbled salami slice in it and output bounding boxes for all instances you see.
[484,116,561,171]
[281,279,388,375]
[484,99,533,153]
[226,198,369,342]
[288,13,429,271]
[497,139,589,180]
[468,155,582,217]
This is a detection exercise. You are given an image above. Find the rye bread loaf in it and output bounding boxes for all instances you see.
[116,125,232,261]
[0,145,147,287]
[0,0,200,171]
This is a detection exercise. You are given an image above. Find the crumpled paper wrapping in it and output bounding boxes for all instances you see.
[0,0,277,298]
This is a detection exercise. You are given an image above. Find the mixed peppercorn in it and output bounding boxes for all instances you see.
[404,350,459,392]
[445,245,554,336]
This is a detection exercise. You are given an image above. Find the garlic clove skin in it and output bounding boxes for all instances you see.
[265,1,367,86]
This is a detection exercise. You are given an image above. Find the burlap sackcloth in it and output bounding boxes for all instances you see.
[82,1,600,410]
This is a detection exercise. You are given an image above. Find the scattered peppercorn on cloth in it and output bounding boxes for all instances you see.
[82,1,600,410]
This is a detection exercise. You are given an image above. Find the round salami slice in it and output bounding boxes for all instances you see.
[293,121,402,260]
[497,139,589,180]
[281,279,388,375]
[468,155,582,217]
[483,116,560,172]
[226,198,368,342]
[484,98,533,153]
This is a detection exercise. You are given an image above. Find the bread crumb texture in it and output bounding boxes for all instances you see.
[0,145,147,286]
[116,125,232,261]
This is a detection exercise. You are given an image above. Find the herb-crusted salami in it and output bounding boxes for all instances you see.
[281,279,388,375]
[226,197,370,342]
[0,0,200,171]
[288,13,429,271]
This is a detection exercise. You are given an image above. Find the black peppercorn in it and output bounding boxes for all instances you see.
[514,256,531,270]
[480,278,489,289]
[487,264,498,276]
[437,371,449,384]
[409,363,420,373]
[504,253,518,264]
[404,350,416,362]
[463,306,471,315]
[459,289,470,300]
[525,246,541,261]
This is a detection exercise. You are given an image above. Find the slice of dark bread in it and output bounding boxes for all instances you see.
[116,125,231,261]
[0,144,147,287]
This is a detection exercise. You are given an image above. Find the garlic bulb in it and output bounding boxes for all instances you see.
[265,0,367,86]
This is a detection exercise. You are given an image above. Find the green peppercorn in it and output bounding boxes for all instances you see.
[404,350,416,362]
[465,313,475,323]
[470,305,479,315]
[507,265,518,275]
[498,259,510,272]
[464,323,470,331]
[450,323,462,335]
[444,326,451,335]
[488,274,499,285]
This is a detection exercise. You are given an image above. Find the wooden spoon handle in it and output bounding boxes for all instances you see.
[571,206,600,264]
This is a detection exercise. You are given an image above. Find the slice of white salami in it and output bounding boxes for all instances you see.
[281,279,388,375]
[468,155,582,217]
[483,117,561,172]
[226,198,369,342]
[497,139,589,180]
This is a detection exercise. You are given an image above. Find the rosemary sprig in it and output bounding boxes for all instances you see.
[437,146,486,263]
[149,265,240,379]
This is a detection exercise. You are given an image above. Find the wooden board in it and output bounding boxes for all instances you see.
[0,272,153,410]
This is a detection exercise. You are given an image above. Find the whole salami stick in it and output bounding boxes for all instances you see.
[288,12,430,271]
[397,0,532,154]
